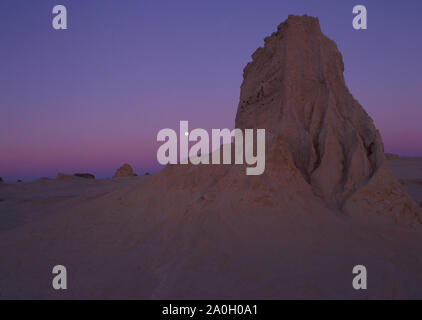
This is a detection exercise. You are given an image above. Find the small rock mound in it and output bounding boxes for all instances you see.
[0,177,3,183]
[74,173,95,180]
[113,164,136,178]
[56,173,73,180]
[385,153,400,160]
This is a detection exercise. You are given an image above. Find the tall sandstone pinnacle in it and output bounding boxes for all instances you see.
[153,15,421,225]
[234,15,421,223]
[236,15,383,206]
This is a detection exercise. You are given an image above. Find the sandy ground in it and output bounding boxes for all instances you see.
[0,159,422,299]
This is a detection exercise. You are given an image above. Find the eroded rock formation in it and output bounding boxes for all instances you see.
[154,15,421,224]
[113,164,136,178]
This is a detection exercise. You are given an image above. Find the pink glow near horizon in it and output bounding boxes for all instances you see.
[1,1,422,181]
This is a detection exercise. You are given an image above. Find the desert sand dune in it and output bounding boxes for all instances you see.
[0,15,422,299]
[0,168,422,299]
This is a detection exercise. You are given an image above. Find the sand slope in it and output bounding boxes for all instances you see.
[0,158,421,299]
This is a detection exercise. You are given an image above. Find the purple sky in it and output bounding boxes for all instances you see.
[1,0,421,181]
